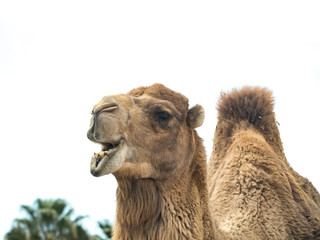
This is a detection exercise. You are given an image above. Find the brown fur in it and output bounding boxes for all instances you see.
[113,134,214,240]
[88,84,320,239]
[88,84,214,240]
[208,87,320,239]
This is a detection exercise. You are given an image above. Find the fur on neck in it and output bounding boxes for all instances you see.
[113,133,214,240]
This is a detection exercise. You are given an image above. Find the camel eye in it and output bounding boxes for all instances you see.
[156,111,171,122]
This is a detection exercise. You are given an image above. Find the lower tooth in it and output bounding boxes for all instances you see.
[100,152,105,158]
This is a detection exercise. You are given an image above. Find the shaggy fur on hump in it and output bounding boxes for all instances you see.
[214,86,283,158]
[208,87,320,239]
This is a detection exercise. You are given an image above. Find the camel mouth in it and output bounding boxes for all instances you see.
[90,139,125,176]
[94,140,123,167]
[94,142,119,166]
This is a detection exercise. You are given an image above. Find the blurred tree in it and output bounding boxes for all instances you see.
[88,219,112,240]
[5,198,91,240]
[97,220,112,239]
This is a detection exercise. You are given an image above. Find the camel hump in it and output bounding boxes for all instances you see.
[217,86,275,129]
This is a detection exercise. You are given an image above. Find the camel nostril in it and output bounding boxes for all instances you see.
[87,129,103,142]
[93,132,101,141]
[87,130,94,141]
[87,116,96,141]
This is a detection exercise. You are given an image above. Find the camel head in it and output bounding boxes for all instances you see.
[87,84,204,179]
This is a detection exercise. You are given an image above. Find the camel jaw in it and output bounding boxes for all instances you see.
[90,139,126,177]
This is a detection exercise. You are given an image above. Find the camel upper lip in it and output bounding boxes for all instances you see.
[102,142,118,152]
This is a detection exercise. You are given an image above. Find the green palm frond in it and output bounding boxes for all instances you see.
[35,198,51,209]
[52,199,68,215]
[15,218,33,228]
[20,205,36,220]
[74,215,88,223]
[97,220,113,239]
[5,227,28,240]
[61,208,74,219]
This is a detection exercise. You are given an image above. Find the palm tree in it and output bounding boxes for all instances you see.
[97,220,112,239]
[88,219,113,240]
[5,198,91,240]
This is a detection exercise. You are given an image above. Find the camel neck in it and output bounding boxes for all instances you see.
[113,133,214,240]
[115,178,164,233]
[113,174,208,240]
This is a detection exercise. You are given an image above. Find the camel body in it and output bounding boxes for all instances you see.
[88,84,320,239]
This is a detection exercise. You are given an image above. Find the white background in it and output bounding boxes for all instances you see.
[1,0,319,238]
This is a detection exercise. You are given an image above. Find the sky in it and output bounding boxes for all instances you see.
[0,0,320,238]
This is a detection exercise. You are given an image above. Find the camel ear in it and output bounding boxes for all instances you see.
[187,105,205,128]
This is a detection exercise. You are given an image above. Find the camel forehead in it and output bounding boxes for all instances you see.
[128,83,189,113]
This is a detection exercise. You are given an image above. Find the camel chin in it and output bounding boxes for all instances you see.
[90,139,127,177]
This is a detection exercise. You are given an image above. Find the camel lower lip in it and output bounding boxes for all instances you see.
[95,155,102,167]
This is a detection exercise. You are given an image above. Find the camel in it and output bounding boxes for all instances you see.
[208,87,320,239]
[87,84,320,239]
[87,83,214,239]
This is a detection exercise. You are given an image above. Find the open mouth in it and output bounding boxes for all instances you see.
[93,139,123,168]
